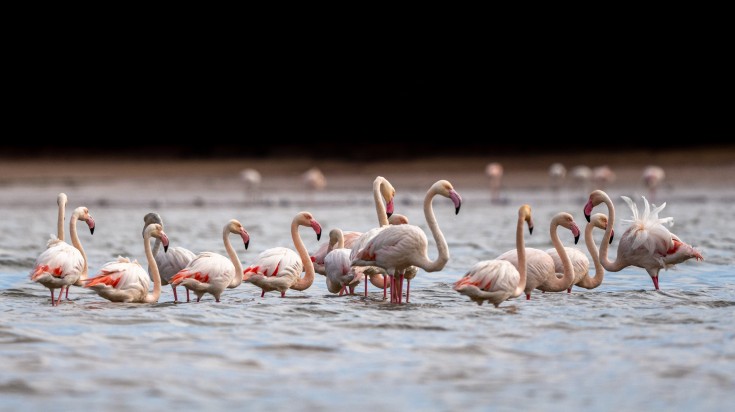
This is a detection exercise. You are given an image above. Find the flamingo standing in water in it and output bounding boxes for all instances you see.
[323,228,359,295]
[547,213,613,293]
[30,204,95,306]
[496,212,580,299]
[485,162,503,204]
[243,211,322,297]
[641,165,666,203]
[168,219,250,302]
[350,179,463,304]
[143,213,197,302]
[240,168,262,203]
[84,223,168,303]
[584,190,703,290]
[454,204,533,307]
[592,165,616,190]
[548,163,566,195]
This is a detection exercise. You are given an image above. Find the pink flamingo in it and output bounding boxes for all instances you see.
[143,213,197,302]
[547,213,613,293]
[584,190,703,290]
[350,179,463,304]
[496,212,580,299]
[243,211,322,297]
[30,203,95,306]
[84,223,168,303]
[592,165,616,190]
[485,162,503,203]
[641,165,666,203]
[311,176,403,296]
[167,219,250,302]
[323,228,360,295]
[454,204,533,307]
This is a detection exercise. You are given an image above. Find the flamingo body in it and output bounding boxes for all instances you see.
[31,237,85,300]
[86,257,153,303]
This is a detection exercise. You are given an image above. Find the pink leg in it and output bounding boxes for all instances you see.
[261,289,266,297]
[406,279,410,303]
[567,287,572,293]
[49,288,56,306]
[365,277,369,297]
[526,293,531,300]
[280,291,286,298]
[55,288,64,306]
[65,286,70,300]
[652,276,660,290]
[186,288,191,302]
[399,273,405,304]
[339,286,346,296]
[172,286,179,302]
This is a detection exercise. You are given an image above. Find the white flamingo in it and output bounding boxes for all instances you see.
[485,162,503,203]
[30,204,95,306]
[84,223,168,303]
[243,211,322,297]
[584,190,703,290]
[454,204,533,307]
[496,212,580,299]
[547,213,612,292]
[168,219,250,302]
[143,212,197,302]
[350,179,463,304]
[641,165,666,203]
[323,228,359,295]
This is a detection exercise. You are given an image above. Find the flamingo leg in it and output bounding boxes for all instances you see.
[49,288,56,306]
[186,288,191,302]
[526,293,531,300]
[652,276,660,290]
[406,278,410,303]
[399,273,405,304]
[65,286,70,300]
[55,288,64,306]
[172,285,179,302]
[261,289,266,297]
[280,291,286,298]
[365,277,369,297]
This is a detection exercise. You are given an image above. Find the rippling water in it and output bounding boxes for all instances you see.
[1,178,733,412]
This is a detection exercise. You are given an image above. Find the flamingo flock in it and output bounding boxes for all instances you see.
[28,169,704,307]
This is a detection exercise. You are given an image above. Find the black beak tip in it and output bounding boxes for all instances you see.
[244,241,250,250]
[609,233,614,244]
[574,235,580,244]
[529,227,534,235]
[386,212,393,218]
[163,244,169,253]
[455,206,461,215]
[90,227,95,235]
[584,213,591,223]
[317,233,322,241]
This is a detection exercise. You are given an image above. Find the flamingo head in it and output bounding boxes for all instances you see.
[379,177,396,218]
[142,212,163,237]
[556,212,580,244]
[584,190,607,222]
[519,204,533,235]
[74,207,95,235]
[388,213,409,225]
[145,223,169,252]
[590,213,614,244]
[228,219,250,250]
[434,180,463,214]
[296,211,322,241]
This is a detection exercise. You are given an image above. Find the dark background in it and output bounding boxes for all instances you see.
[5,47,730,160]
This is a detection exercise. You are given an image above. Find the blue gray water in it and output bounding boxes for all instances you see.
[1,177,733,412]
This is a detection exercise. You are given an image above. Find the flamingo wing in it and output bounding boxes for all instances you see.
[85,257,148,302]
[30,240,84,284]
[154,246,197,283]
[170,252,235,289]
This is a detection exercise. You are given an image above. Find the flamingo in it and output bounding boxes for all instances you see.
[30,205,95,306]
[323,228,360,295]
[570,165,592,200]
[243,211,322,297]
[496,212,580,299]
[303,167,327,191]
[84,223,168,303]
[485,162,503,203]
[240,168,262,203]
[546,213,613,293]
[592,165,616,190]
[548,162,566,194]
[143,212,197,302]
[642,165,666,203]
[454,204,533,307]
[350,179,463,304]
[583,190,703,290]
[168,219,250,302]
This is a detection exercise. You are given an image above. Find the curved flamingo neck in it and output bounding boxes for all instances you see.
[420,187,449,272]
[598,194,626,272]
[57,195,66,242]
[290,220,315,291]
[512,214,527,298]
[151,238,161,256]
[69,213,88,277]
[373,177,389,227]
[224,225,244,288]
[143,230,161,303]
[579,221,604,288]
[544,218,575,291]
[334,230,345,250]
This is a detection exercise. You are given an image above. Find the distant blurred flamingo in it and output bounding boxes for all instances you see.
[548,163,566,194]
[584,190,703,290]
[641,165,666,203]
[168,219,250,302]
[30,205,95,306]
[143,212,197,302]
[303,167,327,191]
[497,212,580,299]
[485,162,503,203]
[454,204,533,307]
[243,211,322,297]
[547,212,613,292]
[85,223,167,303]
[240,168,262,202]
[592,165,616,190]
[351,179,463,304]
[570,165,592,199]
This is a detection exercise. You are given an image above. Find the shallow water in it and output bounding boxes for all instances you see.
[1,178,733,412]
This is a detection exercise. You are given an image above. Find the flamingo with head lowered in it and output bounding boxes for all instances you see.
[584,190,703,290]
[350,179,463,304]
[143,212,197,302]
